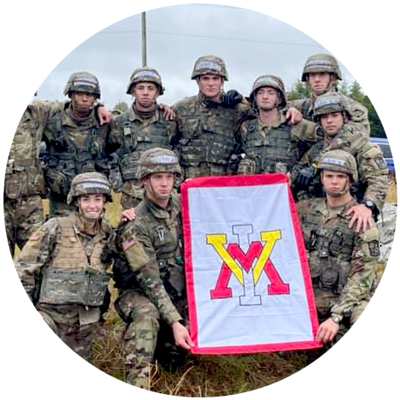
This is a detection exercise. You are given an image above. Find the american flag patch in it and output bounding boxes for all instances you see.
[30,231,43,241]
[122,236,136,251]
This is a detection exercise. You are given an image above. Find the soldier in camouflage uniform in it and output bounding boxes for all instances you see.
[110,67,178,209]
[296,150,379,344]
[4,103,47,257]
[237,74,319,175]
[103,148,192,390]
[38,72,119,216]
[16,172,114,361]
[172,55,249,179]
[290,54,370,135]
[292,92,388,231]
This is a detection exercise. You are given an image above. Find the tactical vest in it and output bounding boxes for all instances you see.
[178,98,238,172]
[301,201,355,293]
[111,196,185,300]
[241,120,299,173]
[5,109,46,199]
[117,112,173,181]
[42,111,110,197]
[39,216,111,306]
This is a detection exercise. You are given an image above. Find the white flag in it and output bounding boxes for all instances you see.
[182,174,321,354]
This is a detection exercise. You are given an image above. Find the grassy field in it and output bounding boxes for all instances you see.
[30,182,399,395]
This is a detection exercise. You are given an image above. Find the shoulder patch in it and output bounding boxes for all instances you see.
[29,231,44,241]
[368,240,380,257]
[121,235,137,251]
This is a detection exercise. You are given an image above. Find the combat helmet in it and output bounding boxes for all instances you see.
[249,74,287,109]
[136,148,181,181]
[63,72,101,98]
[126,67,165,95]
[301,54,342,82]
[317,149,358,183]
[313,92,349,121]
[191,55,229,81]
[67,172,112,205]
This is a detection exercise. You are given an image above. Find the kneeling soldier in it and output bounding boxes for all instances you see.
[16,172,114,361]
[296,150,379,345]
[103,147,192,389]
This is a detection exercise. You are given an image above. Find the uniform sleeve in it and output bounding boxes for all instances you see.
[291,119,319,144]
[330,226,379,317]
[344,97,370,136]
[288,99,305,113]
[30,99,65,121]
[121,223,182,325]
[15,219,59,301]
[355,139,389,211]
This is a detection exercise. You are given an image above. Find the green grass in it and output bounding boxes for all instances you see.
[92,296,311,396]
[16,183,397,395]
[91,191,311,395]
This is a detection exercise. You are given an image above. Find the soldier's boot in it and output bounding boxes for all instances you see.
[126,363,152,390]
[123,313,159,389]
[155,322,187,372]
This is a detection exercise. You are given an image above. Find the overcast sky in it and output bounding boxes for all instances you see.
[35,3,357,108]
[1,1,400,400]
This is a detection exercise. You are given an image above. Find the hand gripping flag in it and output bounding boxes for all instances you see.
[181,174,322,355]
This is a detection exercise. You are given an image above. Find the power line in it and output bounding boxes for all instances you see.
[100,29,320,47]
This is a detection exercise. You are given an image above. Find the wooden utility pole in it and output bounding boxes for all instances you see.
[141,12,147,67]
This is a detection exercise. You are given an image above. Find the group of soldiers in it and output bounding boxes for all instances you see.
[7,52,388,390]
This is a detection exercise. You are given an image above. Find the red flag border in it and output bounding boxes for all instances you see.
[181,174,322,355]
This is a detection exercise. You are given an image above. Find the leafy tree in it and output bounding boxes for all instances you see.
[114,101,129,113]
[287,80,310,101]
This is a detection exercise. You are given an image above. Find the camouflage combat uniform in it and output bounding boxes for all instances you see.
[16,211,113,360]
[293,126,388,209]
[291,93,388,213]
[291,94,370,136]
[237,74,319,175]
[297,197,379,339]
[16,172,113,360]
[106,193,185,388]
[173,55,249,179]
[290,54,370,135]
[4,105,48,256]
[110,67,179,209]
[38,72,118,216]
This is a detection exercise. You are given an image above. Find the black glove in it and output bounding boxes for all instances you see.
[294,166,315,190]
[222,90,243,108]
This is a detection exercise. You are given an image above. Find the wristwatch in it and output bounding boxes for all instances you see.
[362,199,379,218]
[330,314,342,325]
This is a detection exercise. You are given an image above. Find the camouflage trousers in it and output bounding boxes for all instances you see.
[37,303,101,361]
[115,289,188,390]
[4,195,45,257]
[115,290,160,389]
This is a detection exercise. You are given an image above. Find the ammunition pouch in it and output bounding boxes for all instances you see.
[5,159,46,199]
[159,259,185,300]
[39,269,111,306]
